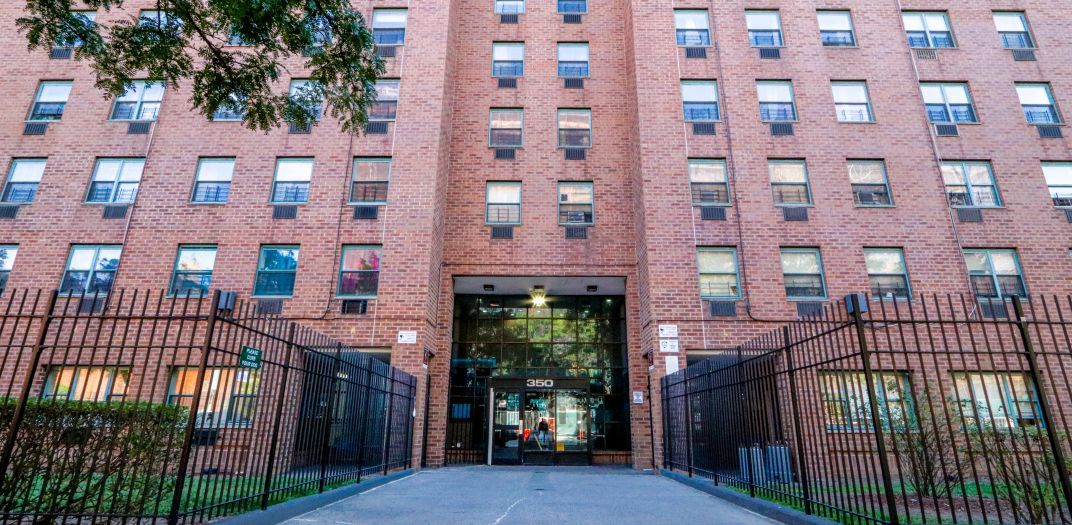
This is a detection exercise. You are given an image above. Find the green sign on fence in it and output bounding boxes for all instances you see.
[238,346,262,369]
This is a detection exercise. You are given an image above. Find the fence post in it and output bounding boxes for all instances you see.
[0,290,58,496]
[662,376,673,471]
[382,373,396,476]
[260,322,297,510]
[168,290,222,525]
[317,343,343,493]
[783,326,813,515]
[684,370,694,478]
[355,363,375,483]
[1011,296,1072,520]
[736,346,756,498]
[849,294,900,525]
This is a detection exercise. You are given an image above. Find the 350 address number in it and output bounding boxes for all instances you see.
[526,379,554,388]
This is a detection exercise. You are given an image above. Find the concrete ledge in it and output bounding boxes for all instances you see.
[212,469,414,525]
[660,469,835,525]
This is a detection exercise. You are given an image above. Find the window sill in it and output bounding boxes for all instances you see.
[251,295,292,299]
[189,201,228,206]
[676,45,711,48]
[109,119,158,123]
[1029,122,1064,127]
[911,46,958,50]
[557,146,592,150]
[774,204,813,208]
[761,119,800,124]
[269,202,308,206]
[854,204,895,209]
[951,205,1004,210]
[210,118,244,123]
[489,145,523,149]
[701,297,740,301]
[558,75,591,79]
[486,222,521,226]
[821,45,859,49]
[749,45,786,49]
[350,202,387,206]
[837,120,876,124]
[685,120,722,124]
[692,203,731,208]
[559,223,594,227]
[337,295,377,301]
[25,119,60,123]
[84,202,134,206]
[787,298,827,302]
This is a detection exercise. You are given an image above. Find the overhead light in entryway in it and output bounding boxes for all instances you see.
[530,285,546,307]
[586,285,598,293]
[483,284,495,292]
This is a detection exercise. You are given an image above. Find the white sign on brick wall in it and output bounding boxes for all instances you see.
[397,331,417,344]
[658,324,678,338]
[665,356,680,374]
[659,339,679,353]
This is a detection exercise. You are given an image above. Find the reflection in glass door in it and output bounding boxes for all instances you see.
[555,390,590,454]
[523,391,555,464]
[490,390,521,464]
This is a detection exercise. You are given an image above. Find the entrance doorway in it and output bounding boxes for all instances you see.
[488,378,591,465]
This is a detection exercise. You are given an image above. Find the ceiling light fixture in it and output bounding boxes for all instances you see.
[530,285,547,307]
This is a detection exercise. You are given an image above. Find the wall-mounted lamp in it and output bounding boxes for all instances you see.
[530,285,547,307]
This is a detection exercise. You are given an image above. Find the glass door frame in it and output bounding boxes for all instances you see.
[487,377,593,465]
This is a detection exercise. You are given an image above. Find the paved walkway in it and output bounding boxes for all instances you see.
[285,466,782,525]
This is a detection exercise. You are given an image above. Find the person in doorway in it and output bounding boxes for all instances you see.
[537,417,550,447]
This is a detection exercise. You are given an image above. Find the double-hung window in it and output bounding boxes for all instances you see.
[746,10,783,47]
[339,245,382,298]
[486,181,522,225]
[558,0,587,14]
[941,161,999,207]
[558,182,594,225]
[757,81,797,122]
[28,81,72,121]
[351,158,391,205]
[43,366,129,402]
[689,159,729,206]
[489,109,523,148]
[168,368,260,428]
[902,12,954,48]
[492,43,524,78]
[60,245,122,295]
[952,372,1041,429]
[139,10,180,30]
[674,10,711,47]
[832,82,873,122]
[681,81,719,122]
[254,246,299,297]
[820,372,912,432]
[963,249,1026,299]
[55,11,96,49]
[1042,162,1072,207]
[817,11,856,47]
[271,158,313,203]
[192,158,234,204]
[2,159,46,204]
[865,248,911,298]
[87,158,143,204]
[289,79,322,120]
[558,43,590,78]
[372,9,407,46]
[370,80,399,121]
[769,160,811,206]
[1016,83,1061,124]
[697,248,740,299]
[848,160,892,206]
[921,83,977,124]
[110,81,164,121]
[170,245,217,296]
[993,12,1033,49]
[0,245,16,294]
[212,94,246,121]
[781,248,827,300]
[557,109,592,148]
[496,0,525,14]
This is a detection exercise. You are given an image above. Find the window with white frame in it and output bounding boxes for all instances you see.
[557,109,592,148]
[558,182,594,225]
[820,371,912,432]
[697,247,740,299]
[372,9,407,46]
[338,245,382,298]
[496,0,525,14]
[170,245,217,297]
[167,367,260,428]
[211,94,246,121]
[746,10,783,47]
[993,12,1033,49]
[0,245,16,294]
[87,158,144,204]
[192,158,234,204]
[848,160,892,206]
[674,10,710,47]
[489,109,523,148]
[43,366,129,401]
[369,80,399,121]
[486,181,522,225]
[110,81,164,121]
[271,158,313,203]
[254,245,299,297]
[55,11,96,48]
[681,81,719,122]
[60,245,122,295]
[2,159,46,204]
[28,81,72,121]
[817,11,855,47]
[492,43,524,78]
[289,79,322,120]
[941,161,999,207]
[689,159,729,206]
[757,81,796,121]
[1016,83,1061,124]
[865,248,911,298]
[1042,162,1072,207]
[351,158,391,205]
[963,249,1026,298]
[920,83,977,123]
[781,248,826,300]
[902,11,954,48]
[769,160,811,206]
[558,43,590,78]
[832,82,873,122]
[952,372,1041,429]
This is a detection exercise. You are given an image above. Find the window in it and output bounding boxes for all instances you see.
[60,245,122,295]
[781,248,826,300]
[558,43,590,78]
[254,246,299,297]
[674,10,710,47]
[993,12,1033,49]
[558,109,592,148]
[941,161,999,207]
[963,249,1026,298]
[339,245,382,298]
[1016,83,1061,124]
[86,158,144,204]
[0,245,16,294]
[191,158,234,204]
[1042,162,1072,207]
[289,79,322,120]
[865,248,911,298]
[769,160,811,206]
[369,80,399,121]
[952,372,1041,429]
[746,10,783,47]
[110,81,164,121]
[306,16,331,51]
[496,0,525,14]
[848,160,892,206]
[832,82,873,122]
[902,12,954,48]
[170,245,217,297]
[139,10,180,29]
[55,11,96,48]
[372,9,407,46]
[697,248,740,299]
[689,159,730,206]
[486,181,522,225]
[28,81,72,121]
[820,371,912,432]
[558,0,587,14]
[271,158,313,203]
[42,366,129,402]
[492,43,524,78]
[489,109,523,148]
[211,94,245,121]
[920,83,977,123]
[817,11,856,47]
[2,159,46,204]
[168,368,260,428]
[351,158,390,205]
[757,81,797,122]
[558,182,594,225]
[681,81,719,122]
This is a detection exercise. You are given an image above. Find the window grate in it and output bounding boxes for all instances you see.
[700,206,726,221]
[289,123,312,134]
[272,205,298,219]
[255,299,284,315]
[935,124,959,137]
[782,207,808,221]
[692,122,716,135]
[759,48,781,59]
[564,148,587,160]
[490,226,514,239]
[914,49,938,60]
[979,301,1009,319]
[23,122,48,136]
[498,77,517,89]
[1066,209,1072,224]
[50,47,73,59]
[127,121,152,135]
[1011,49,1036,61]
[353,206,379,220]
[365,121,389,134]
[684,47,707,59]
[102,205,129,220]
[78,297,107,315]
[956,208,983,223]
[565,226,588,239]
[564,78,584,89]
[563,14,582,23]
[770,123,794,136]
[375,45,397,58]
[500,14,519,23]
[494,148,517,160]
[795,302,824,318]
[341,299,369,314]
[1038,125,1063,138]
[0,205,18,220]
[709,301,737,317]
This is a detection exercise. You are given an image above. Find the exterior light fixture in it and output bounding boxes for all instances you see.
[530,285,547,307]
[586,285,598,293]
[483,284,495,292]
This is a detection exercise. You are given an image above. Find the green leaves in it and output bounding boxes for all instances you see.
[18,0,383,133]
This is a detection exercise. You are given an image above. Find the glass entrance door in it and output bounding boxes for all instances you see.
[490,390,521,464]
[523,390,555,465]
[554,389,590,464]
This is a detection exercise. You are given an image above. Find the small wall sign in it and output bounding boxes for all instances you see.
[238,346,262,369]
[397,331,418,344]
[632,391,644,404]
[659,339,679,353]
[658,324,679,338]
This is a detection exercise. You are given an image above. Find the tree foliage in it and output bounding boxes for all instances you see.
[18,0,384,132]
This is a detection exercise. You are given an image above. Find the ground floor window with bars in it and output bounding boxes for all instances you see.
[486,181,521,225]
[819,371,912,432]
[697,247,740,299]
[951,372,1042,429]
[42,366,130,402]
[963,248,1026,299]
[689,159,729,205]
[338,245,381,298]
[167,367,260,428]
[864,248,910,299]
[780,248,826,300]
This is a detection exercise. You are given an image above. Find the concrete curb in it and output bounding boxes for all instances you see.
[660,470,836,525]
[210,469,415,525]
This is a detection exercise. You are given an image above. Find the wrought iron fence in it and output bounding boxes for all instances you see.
[663,293,1072,525]
[0,289,416,524]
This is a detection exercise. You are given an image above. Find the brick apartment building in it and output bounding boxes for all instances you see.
[0,0,1070,470]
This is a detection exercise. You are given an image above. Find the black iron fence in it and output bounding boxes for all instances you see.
[0,289,416,524]
[664,293,1072,525]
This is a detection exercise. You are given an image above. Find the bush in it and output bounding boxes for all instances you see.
[0,398,187,521]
